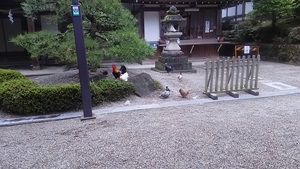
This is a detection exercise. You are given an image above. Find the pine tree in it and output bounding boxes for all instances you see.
[16,0,154,69]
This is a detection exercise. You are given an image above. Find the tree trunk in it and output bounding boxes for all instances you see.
[31,58,40,70]
[27,18,40,70]
[272,11,277,31]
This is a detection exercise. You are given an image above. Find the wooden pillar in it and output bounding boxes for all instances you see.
[216,8,222,36]
[27,18,40,70]
[140,7,145,39]
[235,5,238,22]
[242,2,246,21]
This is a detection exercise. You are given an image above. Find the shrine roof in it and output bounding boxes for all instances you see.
[121,0,251,6]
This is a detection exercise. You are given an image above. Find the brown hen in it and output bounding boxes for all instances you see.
[179,89,189,98]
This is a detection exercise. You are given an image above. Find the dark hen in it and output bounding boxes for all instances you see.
[165,63,173,73]
[120,65,127,74]
[102,70,108,76]
[160,86,170,99]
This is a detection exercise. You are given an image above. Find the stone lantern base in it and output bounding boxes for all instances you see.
[152,6,197,73]
[152,55,197,73]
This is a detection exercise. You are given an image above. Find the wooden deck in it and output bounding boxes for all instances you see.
[156,39,236,58]
[157,39,233,47]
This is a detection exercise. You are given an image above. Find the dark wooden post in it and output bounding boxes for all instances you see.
[216,8,222,36]
[71,0,94,120]
[242,2,246,21]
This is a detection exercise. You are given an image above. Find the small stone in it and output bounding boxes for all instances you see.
[124,100,131,106]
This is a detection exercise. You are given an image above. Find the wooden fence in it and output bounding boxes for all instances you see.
[204,55,260,100]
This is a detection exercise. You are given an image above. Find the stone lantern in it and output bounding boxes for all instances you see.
[152,6,196,73]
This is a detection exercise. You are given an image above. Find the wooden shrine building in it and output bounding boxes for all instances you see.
[121,0,251,57]
[0,0,250,67]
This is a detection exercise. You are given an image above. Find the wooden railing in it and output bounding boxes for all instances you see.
[204,55,260,100]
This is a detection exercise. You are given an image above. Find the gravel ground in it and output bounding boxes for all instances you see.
[0,94,300,168]
[1,61,300,119]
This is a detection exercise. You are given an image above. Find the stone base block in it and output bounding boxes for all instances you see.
[151,67,197,73]
[161,50,184,57]
[154,56,197,73]
[158,56,188,63]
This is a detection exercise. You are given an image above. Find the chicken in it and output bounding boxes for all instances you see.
[178,72,182,81]
[119,65,129,81]
[160,86,170,99]
[179,89,189,98]
[102,70,108,76]
[112,64,121,79]
[165,63,173,73]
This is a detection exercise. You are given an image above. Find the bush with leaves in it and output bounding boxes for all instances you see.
[107,28,155,62]
[288,27,300,44]
[259,44,280,61]
[96,79,135,102]
[0,78,135,115]
[0,79,38,109]
[56,32,103,69]
[259,43,300,63]
[10,31,59,59]
[234,21,255,43]
[11,30,104,70]
[254,26,290,43]
[251,0,297,29]
[0,68,27,83]
[222,18,234,30]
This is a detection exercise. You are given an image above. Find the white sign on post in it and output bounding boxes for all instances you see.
[205,21,210,33]
[244,46,250,54]
[72,6,80,17]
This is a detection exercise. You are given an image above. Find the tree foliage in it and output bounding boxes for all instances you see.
[10,31,59,59]
[16,0,154,69]
[21,0,55,20]
[295,1,300,18]
[252,0,297,20]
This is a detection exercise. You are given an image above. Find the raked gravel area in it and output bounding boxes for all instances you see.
[1,61,300,168]
[0,93,300,168]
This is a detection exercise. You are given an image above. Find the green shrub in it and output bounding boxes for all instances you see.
[254,26,289,43]
[0,79,38,111]
[96,79,135,102]
[152,79,163,90]
[288,27,300,44]
[0,81,98,115]
[259,44,300,63]
[0,69,26,83]
[0,79,135,115]
[234,21,255,43]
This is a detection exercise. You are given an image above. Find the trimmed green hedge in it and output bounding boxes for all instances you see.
[0,78,135,115]
[0,68,26,84]
[97,79,136,101]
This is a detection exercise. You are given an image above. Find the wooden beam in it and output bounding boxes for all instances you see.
[121,0,250,5]
[141,8,145,39]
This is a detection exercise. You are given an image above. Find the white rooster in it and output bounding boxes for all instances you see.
[119,65,129,81]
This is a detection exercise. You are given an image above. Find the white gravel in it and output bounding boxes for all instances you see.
[1,61,300,168]
[0,94,300,168]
